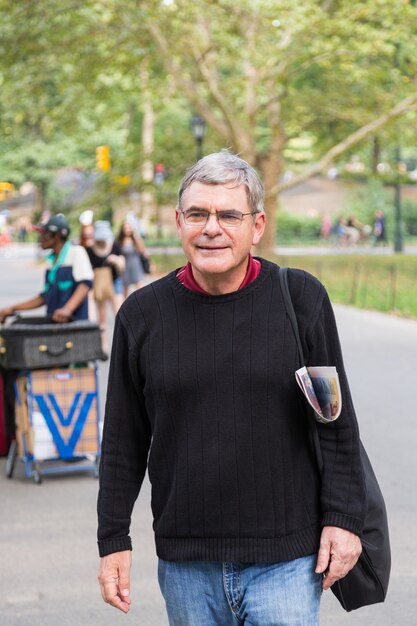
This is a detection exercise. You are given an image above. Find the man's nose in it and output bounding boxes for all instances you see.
[202,213,222,235]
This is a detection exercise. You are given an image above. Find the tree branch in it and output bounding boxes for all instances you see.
[321,0,337,11]
[268,94,417,195]
[242,19,258,125]
[147,20,231,140]
[190,39,244,148]
[193,12,256,155]
[250,22,293,87]
[259,48,351,96]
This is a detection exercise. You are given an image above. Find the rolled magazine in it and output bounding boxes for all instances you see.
[295,366,342,423]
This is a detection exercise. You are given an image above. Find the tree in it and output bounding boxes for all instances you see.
[0,0,145,196]
[142,0,417,252]
[1,0,417,252]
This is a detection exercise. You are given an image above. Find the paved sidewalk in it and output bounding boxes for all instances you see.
[2,241,417,260]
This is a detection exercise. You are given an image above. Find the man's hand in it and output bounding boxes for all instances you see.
[51,306,72,323]
[98,550,132,613]
[0,306,14,324]
[106,254,118,266]
[316,526,362,590]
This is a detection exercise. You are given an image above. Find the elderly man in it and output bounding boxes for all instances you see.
[97,152,365,625]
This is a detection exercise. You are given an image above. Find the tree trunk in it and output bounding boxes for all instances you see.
[140,68,155,234]
[372,136,381,175]
[35,181,48,216]
[258,191,279,256]
[256,155,282,257]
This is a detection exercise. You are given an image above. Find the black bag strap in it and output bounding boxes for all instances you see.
[278,267,304,364]
[277,266,324,474]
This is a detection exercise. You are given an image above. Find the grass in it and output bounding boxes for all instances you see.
[150,252,417,320]
[272,255,417,319]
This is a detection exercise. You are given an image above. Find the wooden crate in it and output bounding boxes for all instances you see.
[15,368,99,460]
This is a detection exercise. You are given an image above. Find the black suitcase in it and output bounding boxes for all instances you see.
[0,318,107,370]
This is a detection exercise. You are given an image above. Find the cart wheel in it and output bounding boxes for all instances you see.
[5,440,17,478]
[32,470,42,484]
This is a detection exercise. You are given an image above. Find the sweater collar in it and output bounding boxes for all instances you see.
[176,254,261,295]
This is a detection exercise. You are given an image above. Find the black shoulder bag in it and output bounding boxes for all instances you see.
[278,266,391,612]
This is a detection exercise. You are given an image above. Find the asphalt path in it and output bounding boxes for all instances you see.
[1,244,416,625]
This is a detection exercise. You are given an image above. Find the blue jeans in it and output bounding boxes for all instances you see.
[158,555,322,626]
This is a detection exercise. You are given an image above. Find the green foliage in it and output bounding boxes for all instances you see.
[1,0,417,251]
[402,198,417,237]
[276,212,322,242]
[342,178,417,240]
[343,178,393,232]
[273,254,417,319]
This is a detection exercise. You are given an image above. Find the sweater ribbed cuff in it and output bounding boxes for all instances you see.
[321,512,363,537]
[97,536,132,557]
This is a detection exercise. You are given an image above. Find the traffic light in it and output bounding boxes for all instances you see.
[96,145,111,172]
[0,182,15,201]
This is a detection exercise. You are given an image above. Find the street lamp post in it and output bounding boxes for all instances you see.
[392,0,417,249]
[393,144,403,253]
[394,0,417,252]
[191,115,206,162]
[392,41,403,253]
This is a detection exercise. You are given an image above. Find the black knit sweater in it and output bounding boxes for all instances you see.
[97,259,366,561]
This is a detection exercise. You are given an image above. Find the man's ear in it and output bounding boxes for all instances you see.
[252,212,266,246]
[175,209,181,233]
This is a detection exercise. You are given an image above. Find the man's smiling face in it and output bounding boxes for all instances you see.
[176,182,265,289]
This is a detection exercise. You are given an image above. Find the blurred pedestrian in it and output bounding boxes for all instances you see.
[86,220,124,350]
[333,216,347,246]
[16,216,31,243]
[346,216,371,245]
[320,214,331,239]
[0,214,94,450]
[79,223,95,249]
[78,223,97,321]
[0,214,92,323]
[345,217,359,246]
[0,215,12,246]
[373,210,387,245]
[116,219,149,298]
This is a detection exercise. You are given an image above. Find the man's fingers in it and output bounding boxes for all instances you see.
[322,552,358,590]
[118,574,131,605]
[315,537,330,574]
[322,556,347,590]
[318,526,362,590]
[98,551,132,613]
[100,578,130,613]
[99,576,131,613]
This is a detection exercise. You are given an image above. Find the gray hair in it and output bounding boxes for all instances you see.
[178,151,264,213]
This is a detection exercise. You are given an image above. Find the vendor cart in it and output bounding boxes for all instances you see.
[6,365,101,483]
[1,317,106,483]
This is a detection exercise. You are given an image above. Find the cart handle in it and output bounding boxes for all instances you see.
[38,341,74,356]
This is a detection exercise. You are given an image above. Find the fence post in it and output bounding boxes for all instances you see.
[350,263,362,305]
[316,261,323,282]
[389,265,397,311]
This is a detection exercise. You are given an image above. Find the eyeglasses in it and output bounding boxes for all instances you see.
[181,208,256,228]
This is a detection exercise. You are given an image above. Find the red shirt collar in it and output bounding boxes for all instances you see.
[176,255,261,295]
